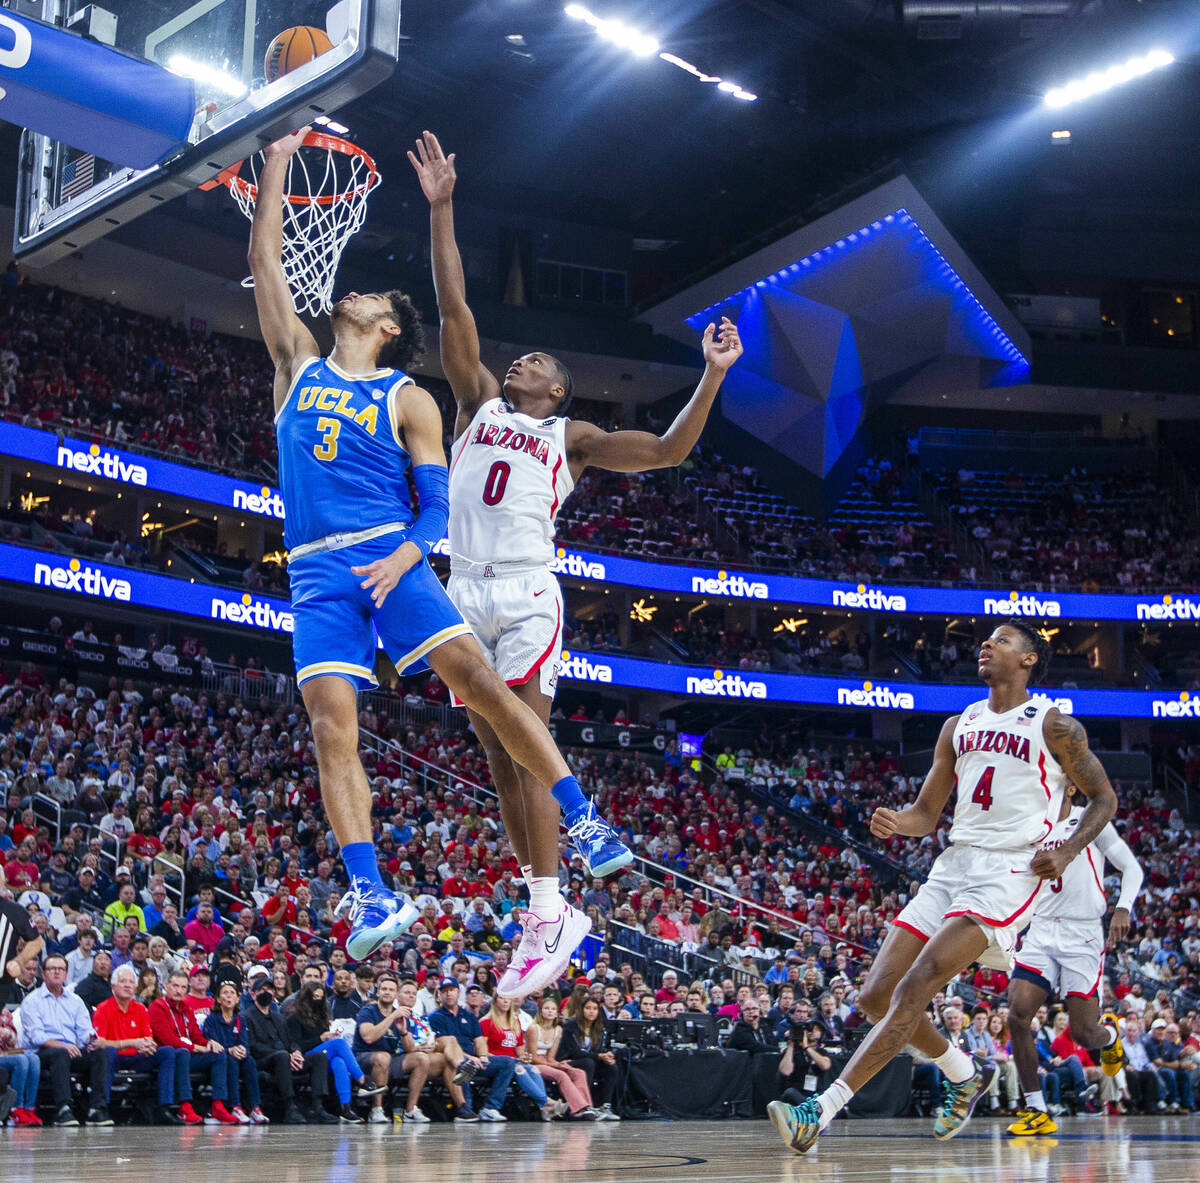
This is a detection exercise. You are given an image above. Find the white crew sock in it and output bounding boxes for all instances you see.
[529,876,563,917]
[520,865,534,891]
[1023,1089,1047,1113]
[816,1079,854,1129]
[933,1044,976,1084]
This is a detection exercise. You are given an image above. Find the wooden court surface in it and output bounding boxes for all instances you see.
[4,1116,1199,1182]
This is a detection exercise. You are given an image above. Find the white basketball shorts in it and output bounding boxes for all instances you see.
[447,568,563,705]
[894,844,1044,971]
[1014,916,1104,999]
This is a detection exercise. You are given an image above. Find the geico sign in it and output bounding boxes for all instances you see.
[1136,596,1200,621]
[557,650,612,683]
[34,559,131,601]
[1152,694,1200,719]
[685,670,768,699]
[831,584,908,612]
[983,593,1061,617]
[690,570,769,599]
[57,443,147,486]
[551,549,607,580]
[210,594,294,632]
[232,486,286,519]
[836,681,916,710]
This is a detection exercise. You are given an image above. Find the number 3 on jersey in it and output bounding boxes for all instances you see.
[314,416,340,462]
[970,766,994,811]
[482,460,510,506]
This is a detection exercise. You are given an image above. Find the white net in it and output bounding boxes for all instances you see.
[226,133,381,318]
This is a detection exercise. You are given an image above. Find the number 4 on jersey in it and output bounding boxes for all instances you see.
[970,766,994,811]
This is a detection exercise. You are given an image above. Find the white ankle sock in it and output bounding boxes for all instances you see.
[933,1044,976,1084]
[529,877,563,917]
[1024,1089,1047,1113]
[817,1079,854,1128]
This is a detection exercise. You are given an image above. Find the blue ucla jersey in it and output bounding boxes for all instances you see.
[275,357,417,549]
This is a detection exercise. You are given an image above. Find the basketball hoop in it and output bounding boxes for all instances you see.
[211,130,380,318]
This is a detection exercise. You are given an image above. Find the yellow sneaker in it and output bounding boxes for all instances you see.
[1006,1108,1058,1136]
[1100,1013,1124,1077]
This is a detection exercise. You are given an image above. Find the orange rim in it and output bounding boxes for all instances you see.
[205,129,378,206]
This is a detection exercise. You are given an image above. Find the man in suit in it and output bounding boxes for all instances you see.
[729,999,774,1054]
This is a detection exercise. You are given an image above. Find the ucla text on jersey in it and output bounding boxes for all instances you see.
[275,357,416,549]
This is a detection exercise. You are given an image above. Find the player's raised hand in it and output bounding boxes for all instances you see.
[408,131,457,204]
[264,127,310,161]
[352,541,423,608]
[701,317,743,372]
[869,807,901,840]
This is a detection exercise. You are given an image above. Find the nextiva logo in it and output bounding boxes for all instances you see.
[684,668,768,699]
[557,649,612,683]
[983,590,1061,618]
[210,592,294,633]
[552,548,607,581]
[836,680,916,710]
[690,569,769,600]
[1152,691,1200,719]
[1030,691,1074,715]
[33,557,131,601]
[232,485,286,520]
[831,583,908,612]
[1136,594,1200,622]
[57,442,147,486]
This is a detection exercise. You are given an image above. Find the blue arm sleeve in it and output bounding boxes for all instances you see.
[407,463,450,557]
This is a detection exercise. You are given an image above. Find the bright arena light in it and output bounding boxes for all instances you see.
[1044,48,1174,109]
[565,5,756,99]
[166,53,247,98]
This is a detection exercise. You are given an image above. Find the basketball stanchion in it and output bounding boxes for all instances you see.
[205,130,381,317]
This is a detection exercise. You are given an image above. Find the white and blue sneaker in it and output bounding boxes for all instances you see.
[339,878,420,961]
[563,802,633,877]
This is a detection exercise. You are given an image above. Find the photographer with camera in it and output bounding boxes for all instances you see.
[778,1017,833,1105]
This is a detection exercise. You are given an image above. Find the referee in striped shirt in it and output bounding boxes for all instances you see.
[0,867,44,1006]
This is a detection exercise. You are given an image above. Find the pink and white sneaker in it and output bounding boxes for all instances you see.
[496,904,591,1000]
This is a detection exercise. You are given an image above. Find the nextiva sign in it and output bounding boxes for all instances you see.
[1151,691,1200,719]
[1136,595,1200,622]
[0,421,288,523]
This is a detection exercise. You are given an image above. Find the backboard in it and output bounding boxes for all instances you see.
[14,0,401,265]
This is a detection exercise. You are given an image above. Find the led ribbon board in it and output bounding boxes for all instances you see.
[1,419,1195,623]
[0,540,1191,718]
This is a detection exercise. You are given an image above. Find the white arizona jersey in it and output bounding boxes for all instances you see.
[1035,806,1144,921]
[448,398,574,575]
[949,696,1066,850]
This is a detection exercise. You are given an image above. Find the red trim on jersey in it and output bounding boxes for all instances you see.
[894,920,930,943]
[945,879,1042,928]
[1037,750,1052,800]
[507,597,562,689]
[1084,847,1105,899]
[548,453,564,520]
[1066,958,1104,999]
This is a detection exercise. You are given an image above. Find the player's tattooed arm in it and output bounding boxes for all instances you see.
[870,714,959,841]
[248,129,320,409]
[566,318,742,477]
[1032,711,1117,880]
[408,131,500,435]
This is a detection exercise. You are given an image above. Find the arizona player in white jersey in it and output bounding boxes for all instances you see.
[768,621,1117,1155]
[1004,781,1144,1135]
[409,131,742,1000]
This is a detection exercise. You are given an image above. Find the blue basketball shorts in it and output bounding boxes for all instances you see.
[287,533,472,690]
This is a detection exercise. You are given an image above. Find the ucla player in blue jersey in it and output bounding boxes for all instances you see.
[248,129,611,974]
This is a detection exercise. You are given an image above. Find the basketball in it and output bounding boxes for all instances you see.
[264,25,334,83]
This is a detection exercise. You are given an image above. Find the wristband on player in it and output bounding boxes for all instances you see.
[406,463,450,558]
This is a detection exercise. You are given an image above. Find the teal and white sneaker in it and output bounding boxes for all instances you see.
[767,1098,823,1154]
[933,1060,996,1141]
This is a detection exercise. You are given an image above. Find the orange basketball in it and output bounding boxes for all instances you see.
[264,26,334,83]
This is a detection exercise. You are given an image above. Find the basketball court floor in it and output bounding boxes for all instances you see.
[4,1117,1195,1183]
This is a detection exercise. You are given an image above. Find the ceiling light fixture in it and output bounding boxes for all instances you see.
[1044,48,1173,109]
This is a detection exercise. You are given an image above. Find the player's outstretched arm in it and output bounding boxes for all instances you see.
[869,714,959,840]
[408,131,500,434]
[350,385,449,608]
[1095,823,1144,946]
[1032,712,1118,880]
[247,130,320,409]
[566,318,743,476]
